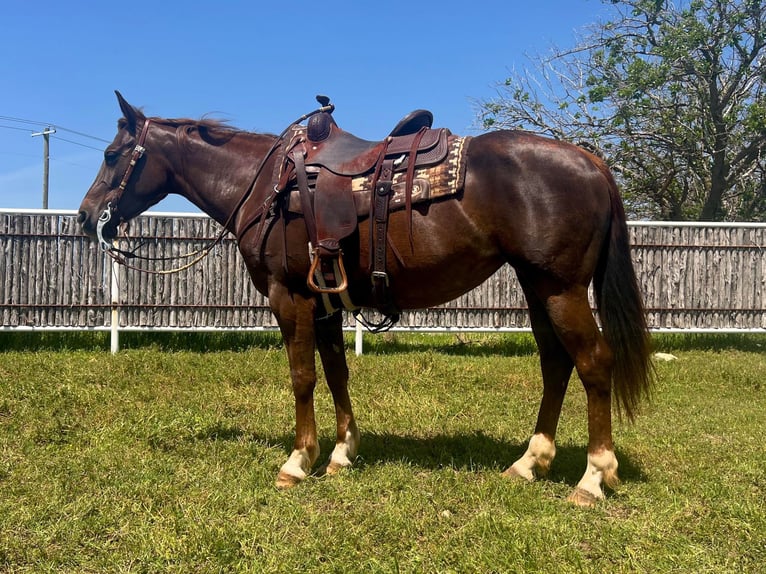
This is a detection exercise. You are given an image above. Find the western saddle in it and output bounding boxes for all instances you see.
[276,96,451,325]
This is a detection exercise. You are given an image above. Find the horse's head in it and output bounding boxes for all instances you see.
[78,91,169,241]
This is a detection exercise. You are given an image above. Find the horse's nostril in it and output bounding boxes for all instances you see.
[77,211,87,224]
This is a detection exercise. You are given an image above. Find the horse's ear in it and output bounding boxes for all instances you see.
[115,90,143,134]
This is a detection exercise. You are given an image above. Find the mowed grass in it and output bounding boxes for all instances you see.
[0,333,764,573]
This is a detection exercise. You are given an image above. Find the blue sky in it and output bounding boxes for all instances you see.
[1,0,611,213]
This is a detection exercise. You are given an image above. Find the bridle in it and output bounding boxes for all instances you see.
[96,116,245,275]
[96,99,335,275]
[96,118,151,253]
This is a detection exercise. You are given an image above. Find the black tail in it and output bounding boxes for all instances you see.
[594,164,654,421]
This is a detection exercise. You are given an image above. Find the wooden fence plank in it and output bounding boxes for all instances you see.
[1,212,764,332]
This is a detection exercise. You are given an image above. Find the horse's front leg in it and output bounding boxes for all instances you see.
[316,312,360,475]
[504,287,572,481]
[269,284,321,489]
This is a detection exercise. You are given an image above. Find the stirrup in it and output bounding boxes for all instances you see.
[307,249,349,294]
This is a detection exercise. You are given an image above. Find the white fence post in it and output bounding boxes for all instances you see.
[355,318,363,355]
[110,244,120,354]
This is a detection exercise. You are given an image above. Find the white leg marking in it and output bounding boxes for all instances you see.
[506,433,556,481]
[327,429,359,471]
[574,449,618,501]
[279,447,314,482]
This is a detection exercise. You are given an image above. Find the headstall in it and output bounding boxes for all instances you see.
[97,119,152,252]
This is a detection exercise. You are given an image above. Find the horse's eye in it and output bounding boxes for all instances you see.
[104,150,120,165]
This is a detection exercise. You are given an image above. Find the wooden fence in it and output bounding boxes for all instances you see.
[1,209,764,342]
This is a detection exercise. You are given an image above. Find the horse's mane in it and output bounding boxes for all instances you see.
[138,116,265,146]
[118,114,276,147]
[158,117,245,144]
[155,116,239,134]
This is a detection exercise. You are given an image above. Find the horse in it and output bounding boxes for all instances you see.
[78,92,652,507]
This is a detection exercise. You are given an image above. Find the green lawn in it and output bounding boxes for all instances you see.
[0,333,764,573]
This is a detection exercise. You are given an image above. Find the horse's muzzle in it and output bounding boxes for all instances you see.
[78,210,97,237]
[78,209,115,240]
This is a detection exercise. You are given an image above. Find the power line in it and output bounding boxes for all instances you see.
[1,115,109,208]
[51,135,104,151]
[0,115,47,127]
[1,123,105,159]
[1,122,106,150]
[55,126,111,144]
[0,115,110,143]
[0,124,35,133]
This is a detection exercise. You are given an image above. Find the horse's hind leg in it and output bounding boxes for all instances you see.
[316,312,360,475]
[504,279,574,481]
[543,284,619,506]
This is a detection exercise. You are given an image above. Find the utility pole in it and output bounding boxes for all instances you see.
[31,126,56,208]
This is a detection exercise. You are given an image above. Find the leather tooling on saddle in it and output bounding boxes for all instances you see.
[274,96,471,324]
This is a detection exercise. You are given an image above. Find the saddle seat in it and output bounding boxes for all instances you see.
[303,109,446,177]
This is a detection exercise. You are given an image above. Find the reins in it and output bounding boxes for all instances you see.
[98,99,335,275]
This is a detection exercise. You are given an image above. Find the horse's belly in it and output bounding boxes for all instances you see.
[355,199,504,309]
[389,256,504,309]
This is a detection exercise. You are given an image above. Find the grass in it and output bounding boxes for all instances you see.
[0,333,764,573]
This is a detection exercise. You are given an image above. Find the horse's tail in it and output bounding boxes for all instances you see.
[593,159,654,421]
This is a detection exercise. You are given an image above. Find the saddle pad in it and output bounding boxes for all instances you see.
[352,134,471,207]
[285,135,471,217]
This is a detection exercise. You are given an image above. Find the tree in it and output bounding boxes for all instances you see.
[479,0,766,221]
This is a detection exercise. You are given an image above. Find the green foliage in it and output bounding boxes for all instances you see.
[1,333,765,572]
[478,0,766,221]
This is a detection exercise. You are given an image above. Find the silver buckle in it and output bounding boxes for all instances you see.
[371,271,389,286]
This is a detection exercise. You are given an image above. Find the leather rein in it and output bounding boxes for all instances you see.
[96,102,334,275]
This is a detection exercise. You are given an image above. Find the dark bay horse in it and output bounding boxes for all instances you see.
[78,92,652,506]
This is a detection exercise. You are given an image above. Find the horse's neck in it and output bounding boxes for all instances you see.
[170,131,277,230]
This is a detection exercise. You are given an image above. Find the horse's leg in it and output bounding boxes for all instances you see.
[543,285,618,506]
[503,280,574,481]
[269,284,321,489]
[315,312,360,474]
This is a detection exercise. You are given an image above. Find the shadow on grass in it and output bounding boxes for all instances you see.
[3,331,764,355]
[350,431,646,486]
[185,424,646,488]
[358,333,539,357]
[0,331,285,353]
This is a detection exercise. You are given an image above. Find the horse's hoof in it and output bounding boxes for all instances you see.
[501,465,534,482]
[325,460,350,475]
[567,488,600,508]
[275,471,303,490]
[315,460,350,477]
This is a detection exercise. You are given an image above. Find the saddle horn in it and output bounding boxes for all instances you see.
[315,95,335,114]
